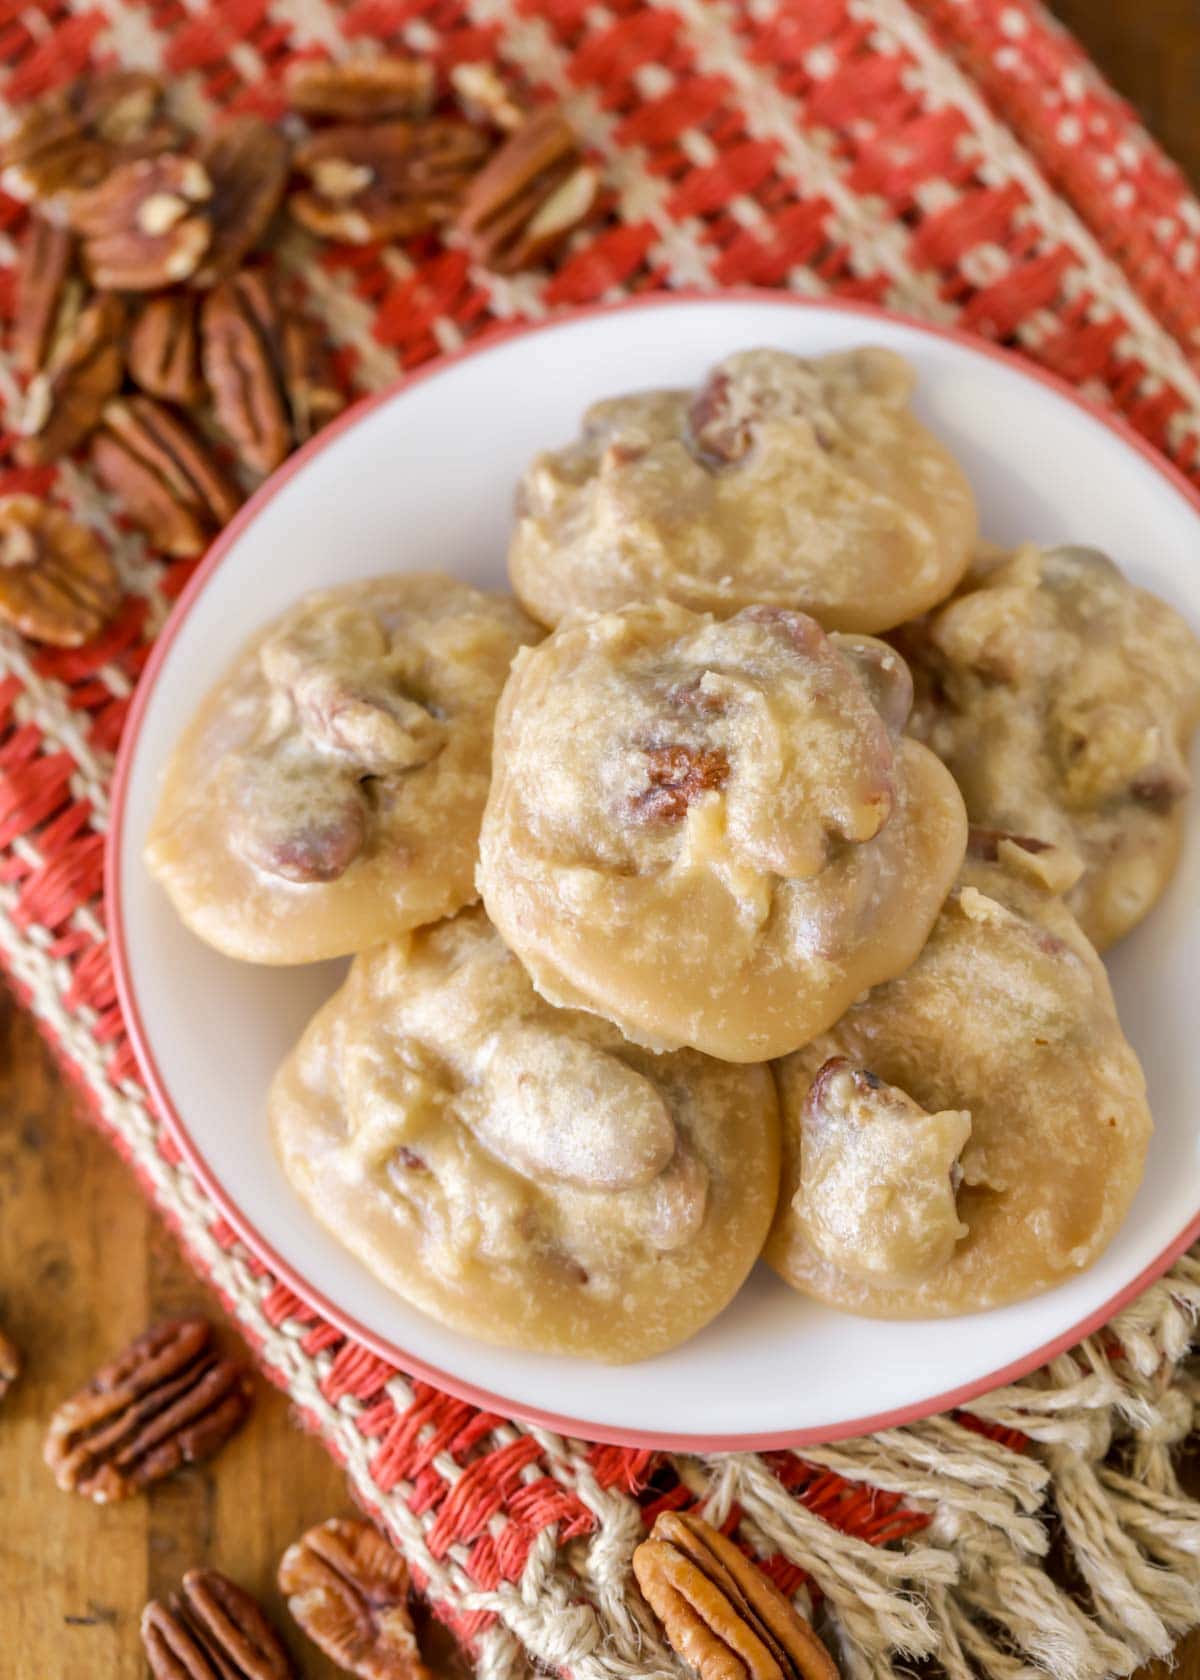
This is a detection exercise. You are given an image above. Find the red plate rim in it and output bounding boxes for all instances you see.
[106,287,1200,1451]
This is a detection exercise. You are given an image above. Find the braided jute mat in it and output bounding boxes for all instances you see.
[4,1,1200,1676]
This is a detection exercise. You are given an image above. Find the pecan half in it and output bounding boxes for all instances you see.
[631,742,729,823]
[129,292,202,404]
[142,1569,295,1680]
[73,153,213,290]
[44,1317,252,1502]
[194,117,290,286]
[12,215,82,375]
[0,70,177,202]
[0,496,120,647]
[456,106,598,272]
[633,1511,838,1680]
[279,309,344,446]
[290,119,490,244]
[279,1517,430,1680]
[287,56,435,122]
[449,63,525,134]
[91,396,242,559]
[19,292,125,463]
[0,1324,20,1401]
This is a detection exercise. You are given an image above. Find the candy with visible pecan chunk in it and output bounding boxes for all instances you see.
[0,1324,20,1400]
[129,292,203,404]
[91,395,242,558]
[142,1568,295,1680]
[19,291,125,463]
[0,70,177,202]
[279,1518,430,1680]
[633,1510,838,1680]
[12,215,82,375]
[0,497,120,648]
[194,117,290,286]
[290,119,490,243]
[457,106,597,272]
[73,153,213,290]
[44,1317,252,1502]
[287,56,435,122]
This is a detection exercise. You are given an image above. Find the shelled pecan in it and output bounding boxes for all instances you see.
[290,119,491,244]
[44,1317,252,1502]
[279,1517,430,1680]
[194,117,290,286]
[456,106,598,272]
[0,70,177,203]
[0,497,120,647]
[449,63,525,134]
[129,292,203,404]
[201,271,343,473]
[73,152,214,290]
[632,1511,839,1680]
[12,214,82,375]
[19,292,125,463]
[0,1324,20,1400]
[91,396,242,559]
[287,55,435,123]
[142,1569,295,1680]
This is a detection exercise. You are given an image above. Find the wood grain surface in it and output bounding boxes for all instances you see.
[2,4,1199,1675]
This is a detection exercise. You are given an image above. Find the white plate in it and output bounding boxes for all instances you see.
[109,293,1200,1449]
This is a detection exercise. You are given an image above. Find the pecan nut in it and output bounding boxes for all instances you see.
[278,1517,430,1680]
[287,55,435,123]
[12,215,83,375]
[73,153,213,290]
[456,106,598,272]
[290,120,490,244]
[0,1324,20,1401]
[194,117,290,286]
[129,292,203,404]
[279,309,344,447]
[631,742,730,823]
[0,70,177,202]
[44,1318,252,1502]
[0,496,120,647]
[449,63,525,133]
[19,292,125,463]
[142,1569,295,1680]
[91,396,242,559]
[632,1511,839,1680]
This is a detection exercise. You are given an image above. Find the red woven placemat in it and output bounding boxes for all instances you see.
[4,3,1200,1676]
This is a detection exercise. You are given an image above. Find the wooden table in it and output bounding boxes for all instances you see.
[2,4,1198,1673]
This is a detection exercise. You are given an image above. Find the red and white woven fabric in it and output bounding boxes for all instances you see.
[4,3,1200,1677]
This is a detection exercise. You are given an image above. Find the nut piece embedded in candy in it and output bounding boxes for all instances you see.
[141,1569,295,1680]
[19,291,125,463]
[286,55,435,122]
[290,120,491,243]
[0,496,120,648]
[456,106,598,272]
[44,1317,253,1502]
[633,1510,839,1680]
[0,70,177,203]
[194,117,290,286]
[72,153,213,290]
[91,395,243,558]
[278,1517,431,1680]
[128,291,203,404]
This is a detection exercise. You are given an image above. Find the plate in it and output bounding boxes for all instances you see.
[109,292,1200,1449]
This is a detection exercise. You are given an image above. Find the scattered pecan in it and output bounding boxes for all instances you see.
[0,496,119,647]
[12,215,82,375]
[290,119,490,244]
[129,292,203,404]
[73,153,213,290]
[19,291,125,463]
[633,1511,839,1680]
[449,63,525,133]
[278,309,344,447]
[630,742,729,823]
[456,106,598,272]
[142,1569,295,1680]
[91,395,242,559]
[194,117,290,286]
[287,56,435,122]
[0,70,177,202]
[279,1517,430,1680]
[44,1317,252,1503]
[0,1324,20,1401]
